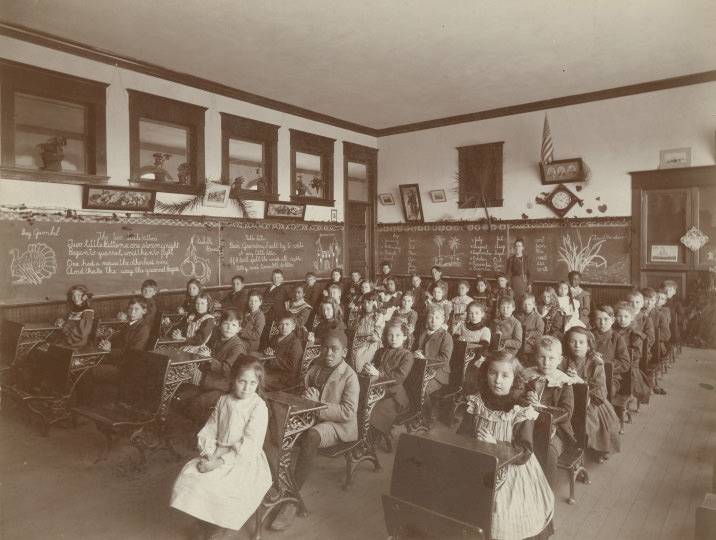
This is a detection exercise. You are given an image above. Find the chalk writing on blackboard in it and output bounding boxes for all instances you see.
[9,242,58,285]
[407,237,417,274]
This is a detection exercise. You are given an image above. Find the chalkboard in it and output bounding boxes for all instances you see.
[377,219,630,285]
[0,211,343,305]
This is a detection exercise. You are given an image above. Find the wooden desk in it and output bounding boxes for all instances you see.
[152,346,212,421]
[255,391,327,540]
[417,429,524,470]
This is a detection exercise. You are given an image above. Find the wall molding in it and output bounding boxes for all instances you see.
[2,22,715,138]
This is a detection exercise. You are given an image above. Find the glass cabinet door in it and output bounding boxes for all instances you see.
[695,184,716,269]
[642,188,692,269]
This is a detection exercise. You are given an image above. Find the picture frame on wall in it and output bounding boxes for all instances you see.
[265,201,306,220]
[399,183,424,223]
[203,182,231,208]
[82,185,156,211]
[539,158,585,185]
[429,189,447,203]
[378,193,395,205]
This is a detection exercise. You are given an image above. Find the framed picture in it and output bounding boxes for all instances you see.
[204,182,231,208]
[539,158,585,185]
[399,183,424,223]
[650,245,679,263]
[429,189,447,203]
[265,201,306,220]
[378,193,395,205]
[331,208,338,222]
[82,185,156,211]
[659,148,691,169]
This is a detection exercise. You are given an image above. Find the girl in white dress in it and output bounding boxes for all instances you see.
[462,351,554,540]
[170,355,272,539]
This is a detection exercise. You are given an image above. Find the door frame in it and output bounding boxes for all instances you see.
[343,142,378,279]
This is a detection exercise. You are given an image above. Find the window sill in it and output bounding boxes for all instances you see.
[128,179,198,195]
[290,195,336,207]
[0,167,109,186]
[236,190,279,202]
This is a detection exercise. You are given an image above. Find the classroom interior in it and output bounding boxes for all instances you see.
[1,2,715,540]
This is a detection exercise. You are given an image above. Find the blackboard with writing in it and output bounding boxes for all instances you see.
[377,219,630,285]
[0,212,343,305]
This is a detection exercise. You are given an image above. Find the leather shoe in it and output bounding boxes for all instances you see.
[270,503,297,531]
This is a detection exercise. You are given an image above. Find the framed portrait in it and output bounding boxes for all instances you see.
[378,193,395,205]
[429,189,447,203]
[539,158,585,185]
[265,201,306,220]
[82,185,156,211]
[204,182,231,208]
[331,208,338,222]
[659,148,691,169]
[399,183,424,223]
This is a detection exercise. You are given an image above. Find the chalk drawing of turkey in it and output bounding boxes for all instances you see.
[9,243,58,285]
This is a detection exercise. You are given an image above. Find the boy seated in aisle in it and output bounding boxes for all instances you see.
[240,290,265,352]
[262,314,303,392]
[492,296,523,357]
[662,279,684,352]
[222,274,249,313]
[270,329,359,532]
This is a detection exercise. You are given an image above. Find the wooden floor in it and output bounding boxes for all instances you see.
[1,347,714,540]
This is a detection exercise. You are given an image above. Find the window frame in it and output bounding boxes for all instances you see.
[127,89,207,194]
[290,129,335,207]
[0,59,108,185]
[220,112,279,202]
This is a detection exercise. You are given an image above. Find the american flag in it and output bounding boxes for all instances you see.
[541,113,554,164]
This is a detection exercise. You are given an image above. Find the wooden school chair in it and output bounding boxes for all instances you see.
[557,382,590,504]
[255,392,327,540]
[319,373,395,489]
[430,340,476,426]
[382,357,428,451]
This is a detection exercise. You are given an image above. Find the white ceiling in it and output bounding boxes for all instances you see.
[2,0,715,131]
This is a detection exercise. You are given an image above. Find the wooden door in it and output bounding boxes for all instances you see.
[343,142,377,279]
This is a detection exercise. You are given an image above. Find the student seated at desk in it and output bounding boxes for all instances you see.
[569,271,592,327]
[414,305,453,397]
[277,284,312,341]
[263,268,289,309]
[460,351,554,540]
[350,292,385,374]
[524,336,578,488]
[80,297,151,405]
[344,270,363,310]
[561,327,621,462]
[379,277,402,320]
[307,297,345,345]
[390,291,418,349]
[22,284,95,391]
[517,293,545,363]
[365,322,414,444]
[171,356,271,540]
[270,330,359,532]
[221,274,248,313]
[303,272,323,309]
[240,291,265,353]
[139,279,158,328]
[172,293,216,356]
[322,267,345,299]
[594,305,630,396]
[613,302,651,404]
[262,314,303,392]
[492,297,523,358]
[178,278,202,316]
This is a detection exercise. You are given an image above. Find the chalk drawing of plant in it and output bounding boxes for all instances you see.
[448,236,460,257]
[434,235,445,259]
[180,234,212,283]
[558,230,607,273]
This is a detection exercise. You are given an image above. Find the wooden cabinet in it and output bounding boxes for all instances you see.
[631,166,716,297]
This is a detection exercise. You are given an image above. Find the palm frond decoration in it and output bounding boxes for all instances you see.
[154,180,254,219]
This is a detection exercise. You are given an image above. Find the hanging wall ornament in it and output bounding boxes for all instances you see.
[680,226,709,252]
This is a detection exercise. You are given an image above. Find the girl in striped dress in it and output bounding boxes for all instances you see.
[462,351,554,540]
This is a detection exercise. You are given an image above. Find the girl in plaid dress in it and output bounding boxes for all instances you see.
[462,351,554,540]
